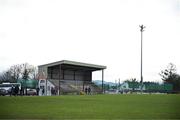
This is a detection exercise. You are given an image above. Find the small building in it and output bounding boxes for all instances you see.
[120,81,145,93]
[38,60,106,95]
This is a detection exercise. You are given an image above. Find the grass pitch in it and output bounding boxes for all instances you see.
[0,94,180,119]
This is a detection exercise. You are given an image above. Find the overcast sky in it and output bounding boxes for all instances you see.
[0,0,180,82]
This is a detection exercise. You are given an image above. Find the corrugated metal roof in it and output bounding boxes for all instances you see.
[38,60,106,70]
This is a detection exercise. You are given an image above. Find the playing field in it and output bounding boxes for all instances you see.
[0,94,180,119]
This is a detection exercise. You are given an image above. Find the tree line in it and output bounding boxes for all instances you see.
[0,63,37,83]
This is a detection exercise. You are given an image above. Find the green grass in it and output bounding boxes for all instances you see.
[0,94,180,119]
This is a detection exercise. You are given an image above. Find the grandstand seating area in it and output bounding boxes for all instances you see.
[48,79,102,95]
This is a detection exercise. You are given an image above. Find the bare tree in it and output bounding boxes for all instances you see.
[21,63,35,95]
[30,66,38,80]
[0,63,37,95]
[9,64,21,82]
[0,70,12,82]
[0,63,36,83]
[21,63,36,79]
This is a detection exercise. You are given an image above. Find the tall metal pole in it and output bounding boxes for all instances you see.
[139,25,145,93]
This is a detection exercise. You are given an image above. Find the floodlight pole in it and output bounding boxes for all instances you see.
[140,25,145,94]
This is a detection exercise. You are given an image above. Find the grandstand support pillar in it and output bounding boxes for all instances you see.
[59,65,61,95]
[46,78,47,96]
[45,67,48,96]
[62,69,64,79]
[102,69,104,94]
[83,82,84,91]
[74,71,77,89]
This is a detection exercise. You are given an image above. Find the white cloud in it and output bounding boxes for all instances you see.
[0,0,180,82]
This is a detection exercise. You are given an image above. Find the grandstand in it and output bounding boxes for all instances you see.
[38,60,106,95]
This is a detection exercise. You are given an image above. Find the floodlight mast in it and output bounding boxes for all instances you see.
[139,25,145,94]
